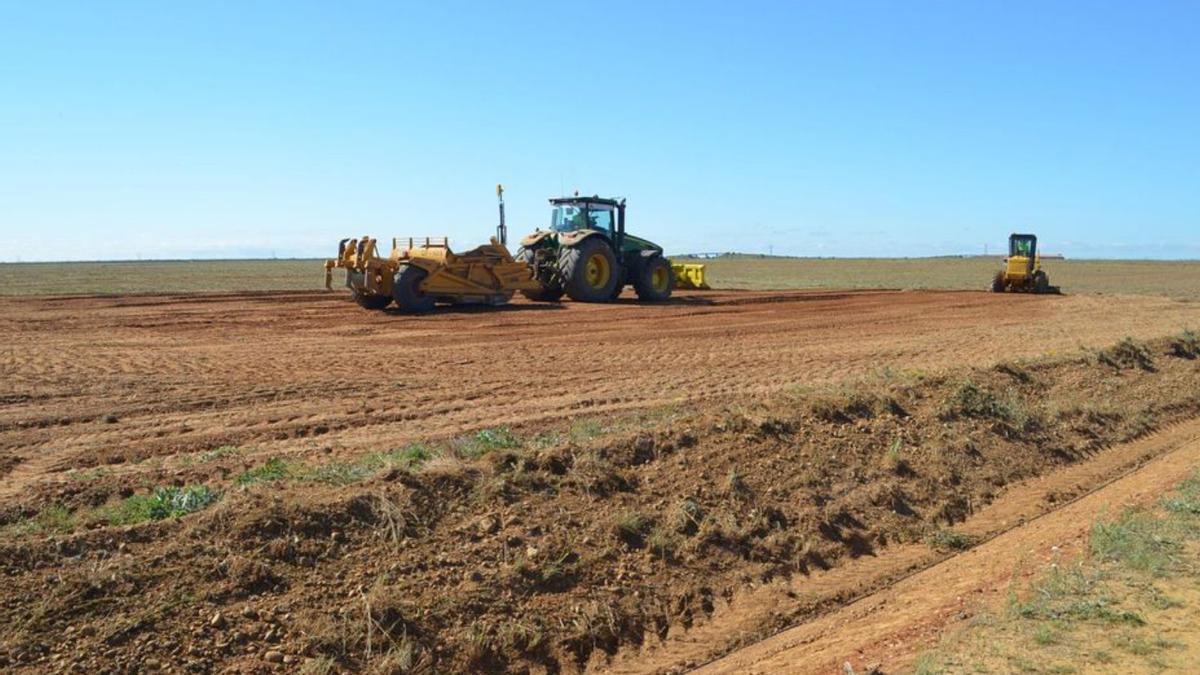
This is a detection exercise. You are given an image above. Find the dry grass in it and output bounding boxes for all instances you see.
[3,256,1200,298]
[0,259,318,295]
[915,472,1200,674]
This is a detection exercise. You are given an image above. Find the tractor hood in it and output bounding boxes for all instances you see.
[519,230,554,247]
[520,229,664,254]
[621,233,663,255]
[519,229,605,248]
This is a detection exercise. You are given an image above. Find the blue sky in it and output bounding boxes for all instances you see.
[1,1,1197,261]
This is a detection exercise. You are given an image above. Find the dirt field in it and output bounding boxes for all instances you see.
[3,288,1197,486]
[2,288,1200,673]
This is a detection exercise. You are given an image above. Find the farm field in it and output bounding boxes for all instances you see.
[2,284,1200,673]
[3,255,1200,299]
[6,1,1196,673]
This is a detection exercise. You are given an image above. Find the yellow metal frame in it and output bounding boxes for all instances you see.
[1004,253,1041,282]
[996,252,1044,292]
[670,262,709,290]
[325,235,541,305]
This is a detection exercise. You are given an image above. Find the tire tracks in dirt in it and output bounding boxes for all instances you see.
[2,289,1197,505]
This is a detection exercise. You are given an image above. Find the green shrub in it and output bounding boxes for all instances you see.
[387,443,434,467]
[1097,338,1155,371]
[305,444,437,485]
[101,485,219,525]
[886,437,903,466]
[1170,329,1199,359]
[1090,507,1181,576]
[2,505,77,536]
[940,380,1013,421]
[36,505,77,532]
[304,461,377,486]
[235,458,292,486]
[1011,566,1143,625]
[200,445,244,462]
[925,528,974,551]
[1161,472,1200,515]
[647,526,681,561]
[456,427,521,458]
[570,420,607,441]
[673,498,704,535]
[613,512,653,547]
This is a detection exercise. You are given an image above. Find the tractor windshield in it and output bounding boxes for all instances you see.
[550,205,585,231]
[550,204,613,233]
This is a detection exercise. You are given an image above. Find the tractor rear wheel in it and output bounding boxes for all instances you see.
[392,265,436,313]
[991,271,1006,293]
[634,256,674,302]
[559,237,619,302]
[518,247,564,302]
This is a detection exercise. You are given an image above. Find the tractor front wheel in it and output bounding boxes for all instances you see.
[634,256,674,302]
[392,265,436,313]
[559,238,619,302]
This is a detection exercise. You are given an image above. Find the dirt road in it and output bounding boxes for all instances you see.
[690,419,1200,674]
[2,289,1197,498]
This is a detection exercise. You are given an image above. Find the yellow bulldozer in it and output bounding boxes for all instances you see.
[991,233,1056,293]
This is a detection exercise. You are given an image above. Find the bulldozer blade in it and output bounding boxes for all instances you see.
[671,263,709,290]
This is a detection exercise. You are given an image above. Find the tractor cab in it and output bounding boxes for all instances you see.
[548,196,626,251]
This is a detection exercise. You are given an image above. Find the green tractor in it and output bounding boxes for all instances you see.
[517,194,674,302]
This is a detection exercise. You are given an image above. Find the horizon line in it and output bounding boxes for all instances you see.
[3,254,1200,264]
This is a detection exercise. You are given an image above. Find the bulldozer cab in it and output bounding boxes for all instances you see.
[1007,233,1039,277]
[1010,233,1037,259]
